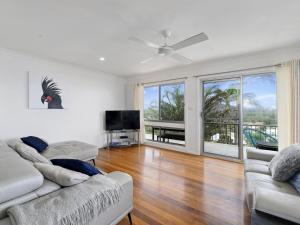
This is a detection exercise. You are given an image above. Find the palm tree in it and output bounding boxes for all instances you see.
[144,84,184,121]
[160,85,184,121]
[204,85,239,120]
[203,85,240,144]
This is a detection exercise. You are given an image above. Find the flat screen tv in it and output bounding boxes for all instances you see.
[105,110,140,131]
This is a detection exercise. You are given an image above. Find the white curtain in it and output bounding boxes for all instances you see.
[290,60,300,144]
[276,64,291,149]
[134,83,145,144]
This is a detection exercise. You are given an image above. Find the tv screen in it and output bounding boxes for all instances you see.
[105,110,140,131]
[105,111,122,130]
[122,110,140,130]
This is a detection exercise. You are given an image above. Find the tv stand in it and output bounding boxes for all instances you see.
[106,130,140,149]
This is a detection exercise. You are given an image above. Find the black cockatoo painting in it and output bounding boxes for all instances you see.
[41,77,64,109]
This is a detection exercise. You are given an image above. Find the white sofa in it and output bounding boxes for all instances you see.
[0,140,133,225]
[244,147,300,225]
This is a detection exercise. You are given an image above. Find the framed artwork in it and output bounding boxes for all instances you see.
[28,72,68,109]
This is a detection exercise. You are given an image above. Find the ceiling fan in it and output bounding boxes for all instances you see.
[129,29,208,64]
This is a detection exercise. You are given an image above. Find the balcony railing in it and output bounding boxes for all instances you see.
[243,124,278,140]
[204,122,239,145]
[145,125,185,146]
[204,122,278,146]
[145,123,278,148]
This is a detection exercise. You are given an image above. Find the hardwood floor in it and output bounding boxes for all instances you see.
[95,145,250,225]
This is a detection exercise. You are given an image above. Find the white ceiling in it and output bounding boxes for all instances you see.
[0,0,299,76]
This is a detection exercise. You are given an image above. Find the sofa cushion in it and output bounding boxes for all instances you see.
[246,147,277,162]
[34,163,89,187]
[0,140,8,148]
[21,136,48,153]
[15,143,52,164]
[251,210,299,225]
[42,141,98,161]
[269,144,300,181]
[0,142,44,203]
[51,159,101,176]
[0,179,60,220]
[0,218,11,225]
[33,179,61,197]
[245,172,297,210]
[0,172,133,225]
[254,187,300,224]
[289,171,300,194]
[244,159,270,175]
[6,138,22,149]
[0,192,36,220]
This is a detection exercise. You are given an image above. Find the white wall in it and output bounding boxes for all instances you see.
[126,43,300,155]
[0,49,126,147]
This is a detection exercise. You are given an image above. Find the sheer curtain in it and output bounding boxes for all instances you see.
[277,64,291,149]
[277,59,300,149]
[290,60,300,144]
[134,83,145,144]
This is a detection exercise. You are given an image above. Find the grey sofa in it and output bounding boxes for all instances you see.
[7,139,99,162]
[244,147,300,225]
[0,139,133,225]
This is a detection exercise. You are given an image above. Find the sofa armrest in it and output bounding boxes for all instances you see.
[106,171,133,204]
[246,147,277,162]
[254,187,300,224]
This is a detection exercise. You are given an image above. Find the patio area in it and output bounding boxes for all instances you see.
[144,124,278,158]
[204,141,239,158]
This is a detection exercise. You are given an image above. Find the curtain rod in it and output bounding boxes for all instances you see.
[138,63,282,85]
[193,64,282,78]
[140,76,188,86]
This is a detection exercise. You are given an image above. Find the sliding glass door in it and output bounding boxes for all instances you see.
[242,73,278,152]
[201,72,278,160]
[202,79,241,158]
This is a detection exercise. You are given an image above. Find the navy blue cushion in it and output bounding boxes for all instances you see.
[21,136,48,153]
[51,159,102,176]
[290,171,300,194]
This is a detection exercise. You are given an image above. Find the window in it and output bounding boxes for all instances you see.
[144,83,185,122]
[243,73,277,126]
[144,86,159,120]
[242,73,278,147]
[201,72,278,159]
[144,82,185,146]
[160,83,185,121]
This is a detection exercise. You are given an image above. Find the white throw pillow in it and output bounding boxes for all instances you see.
[0,140,8,148]
[15,142,52,164]
[34,163,89,187]
[6,138,22,149]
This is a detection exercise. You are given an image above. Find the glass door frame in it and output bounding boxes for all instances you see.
[200,76,244,161]
[199,69,277,161]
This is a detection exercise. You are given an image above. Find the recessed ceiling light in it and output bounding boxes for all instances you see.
[99,57,105,61]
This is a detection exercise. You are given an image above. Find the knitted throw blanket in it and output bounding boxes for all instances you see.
[7,175,122,225]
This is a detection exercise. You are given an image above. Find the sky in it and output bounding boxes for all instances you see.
[242,73,276,109]
[144,86,159,109]
[144,83,184,109]
[203,73,276,109]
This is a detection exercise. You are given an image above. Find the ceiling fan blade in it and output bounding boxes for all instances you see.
[171,53,193,64]
[140,56,157,64]
[171,32,208,51]
[129,36,160,49]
